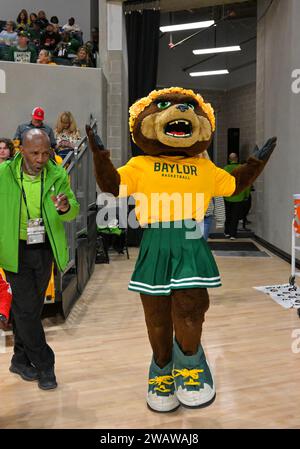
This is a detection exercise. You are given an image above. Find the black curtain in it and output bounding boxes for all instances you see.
[125,8,160,156]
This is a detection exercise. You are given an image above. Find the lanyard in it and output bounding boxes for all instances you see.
[20,168,44,221]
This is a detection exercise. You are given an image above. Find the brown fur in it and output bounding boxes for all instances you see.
[231,157,266,195]
[86,125,120,196]
[141,289,209,367]
[132,93,213,156]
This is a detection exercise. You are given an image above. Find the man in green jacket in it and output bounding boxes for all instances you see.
[0,129,79,390]
[223,153,250,239]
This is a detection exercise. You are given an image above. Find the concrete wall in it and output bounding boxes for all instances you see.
[255,0,300,254]
[99,1,129,167]
[200,83,256,167]
[0,61,105,140]
[0,0,91,41]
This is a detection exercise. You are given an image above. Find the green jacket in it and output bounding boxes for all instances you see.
[223,162,251,203]
[0,153,79,273]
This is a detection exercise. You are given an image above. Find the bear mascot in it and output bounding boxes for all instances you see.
[86,87,277,413]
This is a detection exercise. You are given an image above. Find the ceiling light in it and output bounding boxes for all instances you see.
[193,45,241,55]
[160,21,215,33]
[189,70,229,77]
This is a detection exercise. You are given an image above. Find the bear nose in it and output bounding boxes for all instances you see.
[176,104,189,112]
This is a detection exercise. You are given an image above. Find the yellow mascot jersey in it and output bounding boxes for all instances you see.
[118,155,236,225]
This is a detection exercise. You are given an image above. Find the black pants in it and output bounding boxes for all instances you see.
[4,240,54,371]
[224,201,243,238]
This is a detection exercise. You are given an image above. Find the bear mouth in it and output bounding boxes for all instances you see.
[164,120,192,138]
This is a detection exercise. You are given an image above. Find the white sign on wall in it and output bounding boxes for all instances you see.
[0,69,6,93]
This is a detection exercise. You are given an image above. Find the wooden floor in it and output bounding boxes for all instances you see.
[0,240,300,429]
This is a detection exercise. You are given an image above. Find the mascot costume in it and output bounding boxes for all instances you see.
[86,87,277,413]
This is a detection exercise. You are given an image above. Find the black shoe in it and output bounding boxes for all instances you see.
[38,367,57,390]
[9,363,39,382]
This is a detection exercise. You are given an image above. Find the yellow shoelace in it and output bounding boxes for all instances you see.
[148,375,175,393]
[172,369,204,386]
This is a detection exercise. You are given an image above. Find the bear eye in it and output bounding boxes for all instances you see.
[157,101,172,110]
[184,103,195,110]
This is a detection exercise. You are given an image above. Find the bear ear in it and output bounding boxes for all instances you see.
[197,116,212,142]
[140,113,157,140]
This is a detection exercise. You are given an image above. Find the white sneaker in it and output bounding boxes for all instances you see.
[173,340,216,408]
[147,358,180,413]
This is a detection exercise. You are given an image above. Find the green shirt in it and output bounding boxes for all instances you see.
[8,45,37,63]
[223,162,250,202]
[19,170,44,240]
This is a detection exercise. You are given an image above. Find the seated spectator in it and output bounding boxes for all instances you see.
[0,21,18,46]
[72,46,93,67]
[55,112,81,154]
[54,31,80,59]
[40,23,61,52]
[27,20,42,48]
[28,13,38,27]
[91,27,99,53]
[84,41,97,67]
[50,16,61,34]
[14,107,57,149]
[37,49,57,65]
[62,17,81,34]
[0,138,14,163]
[37,10,49,29]
[8,31,37,63]
[16,9,29,32]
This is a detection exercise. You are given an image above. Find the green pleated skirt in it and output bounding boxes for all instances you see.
[128,220,221,296]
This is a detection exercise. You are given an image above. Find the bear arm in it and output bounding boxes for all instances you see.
[93,149,121,197]
[230,156,265,195]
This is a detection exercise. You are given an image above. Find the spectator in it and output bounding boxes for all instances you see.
[0,21,18,46]
[0,128,79,390]
[37,10,49,29]
[50,16,61,34]
[8,31,37,63]
[54,31,80,59]
[37,49,57,65]
[16,9,29,31]
[91,27,99,53]
[72,46,93,67]
[199,151,226,240]
[223,153,249,240]
[239,186,253,231]
[27,20,42,48]
[40,23,61,52]
[0,138,14,163]
[14,107,57,149]
[28,13,38,27]
[55,112,81,153]
[62,17,81,34]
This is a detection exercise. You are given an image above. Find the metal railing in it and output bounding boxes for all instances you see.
[61,118,97,274]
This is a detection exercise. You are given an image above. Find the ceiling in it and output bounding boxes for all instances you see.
[113,0,251,12]
[158,1,257,90]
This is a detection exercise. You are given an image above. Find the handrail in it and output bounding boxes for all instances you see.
[59,117,98,276]
[62,118,97,170]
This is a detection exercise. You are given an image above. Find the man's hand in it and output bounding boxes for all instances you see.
[86,125,106,153]
[252,137,277,161]
[51,194,70,213]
